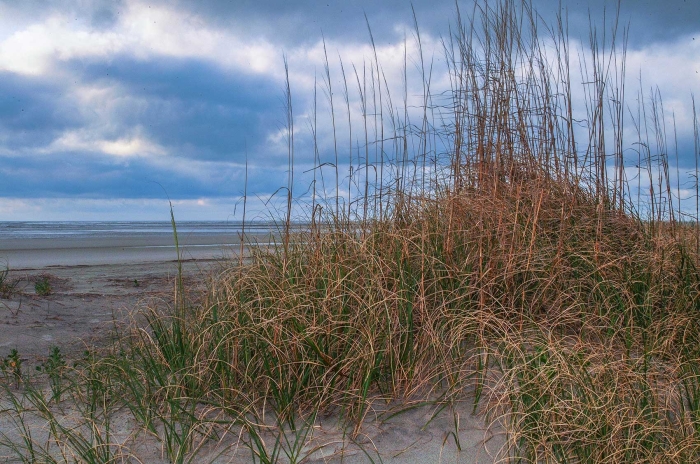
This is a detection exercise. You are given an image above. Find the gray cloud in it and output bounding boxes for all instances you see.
[146,0,699,48]
[556,0,700,46]
[146,0,442,46]
[0,54,299,200]
[0,0,125,31]
[2,0,696,51]
[71,55,288,163]
[0,72,83,149]
[0,149,287,199]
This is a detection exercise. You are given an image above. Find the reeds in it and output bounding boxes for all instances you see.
[3,0,700,462]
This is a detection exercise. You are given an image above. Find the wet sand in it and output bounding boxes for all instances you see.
[0,230,268,269]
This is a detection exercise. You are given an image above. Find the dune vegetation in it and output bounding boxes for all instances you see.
[2,0,700,462]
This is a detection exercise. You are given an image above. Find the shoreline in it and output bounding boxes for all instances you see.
[1,244,234,270]
[0,232,275,270]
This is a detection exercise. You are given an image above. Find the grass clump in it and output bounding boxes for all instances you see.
[36,347,68,402]
[1,349,23,389]
[34,276,52,297]
[0,264,18,299]
[3,0,700,462]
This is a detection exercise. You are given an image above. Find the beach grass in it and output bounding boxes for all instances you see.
[2,0,700,462]
[0,264,18,299]
[33,277,52,297]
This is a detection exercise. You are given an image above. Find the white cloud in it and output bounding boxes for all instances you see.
[0,17,125,75]
[47,129,166,158]
[0,0,281,77]
[625,33,700,130]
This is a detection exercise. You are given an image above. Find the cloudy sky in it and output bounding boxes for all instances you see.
[0,0,697,221]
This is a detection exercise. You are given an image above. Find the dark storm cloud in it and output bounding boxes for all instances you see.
[2,0,696,53]
[148,0,699,48]
[560,0,700,44]
[0,153,163,198]
[147,0,444,46]
[0,149,283,199]
[0,0,125,30]
[0,72,82,149]
[0,54,295,200]
[71,55,289,163]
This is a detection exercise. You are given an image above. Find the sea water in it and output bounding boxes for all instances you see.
[0,221,274,240]
[0,221,277,269]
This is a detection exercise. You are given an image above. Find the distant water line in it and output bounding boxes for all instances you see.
[0,221,288,268]
[0,221,278,241]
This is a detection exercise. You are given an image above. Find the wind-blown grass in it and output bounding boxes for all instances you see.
[2,0,700,462]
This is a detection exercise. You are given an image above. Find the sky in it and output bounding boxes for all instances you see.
[0,0,698,221]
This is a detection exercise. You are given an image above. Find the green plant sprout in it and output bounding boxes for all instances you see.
[34,277,52,296]
[1,349,23,388]
[0,264,18,299]
[36,346,67,402]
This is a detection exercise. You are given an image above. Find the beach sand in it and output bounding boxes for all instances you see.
[0,244,505,463]
[0,227,259,357]
[0,259,217,360]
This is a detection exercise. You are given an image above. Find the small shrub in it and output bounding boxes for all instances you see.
[36,346,67,402]
[34,277,52,296]
[0,265,18,298]
[1,349,23,388]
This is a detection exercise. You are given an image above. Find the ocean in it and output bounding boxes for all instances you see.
[0,221,277,269]
[0,221,275,240]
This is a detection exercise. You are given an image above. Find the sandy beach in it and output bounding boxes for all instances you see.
[0,223,252,358]
[0,259,218,360]
[0,232,505,463]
